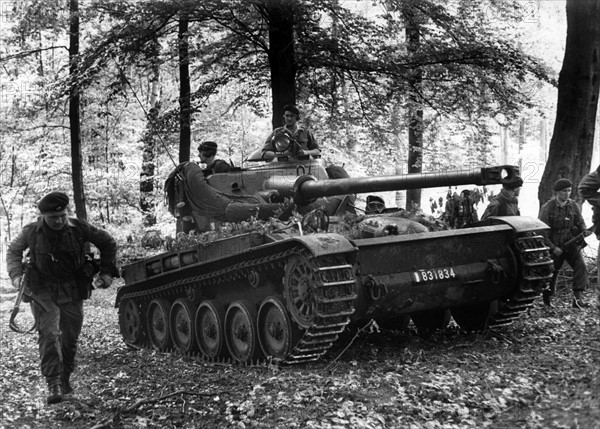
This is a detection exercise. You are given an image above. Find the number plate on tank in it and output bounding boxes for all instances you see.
[412,267,457,283]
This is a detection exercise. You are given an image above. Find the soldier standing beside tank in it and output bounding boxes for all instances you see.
[198,141,232,174]
[480,176,523,220]
[538,178,590,308]
[262,105,321,160]
[6,192,118,404]
[578,165,600,310]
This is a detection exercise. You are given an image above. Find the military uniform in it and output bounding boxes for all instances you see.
[261,126,319,157]
[6,192,118,403]
[578,167,600,309]
[481,189,521,220]
[539,181,588,306]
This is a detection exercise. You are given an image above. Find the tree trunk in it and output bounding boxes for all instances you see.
[403,2,424,210]
[139,38,161,227]
[266,2,296,129]
[539,118,548,161]
[179,14,191,163]
[538,0,600,207]
[69,0,87,221]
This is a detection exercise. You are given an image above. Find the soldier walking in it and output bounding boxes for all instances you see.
[6,192,118,404]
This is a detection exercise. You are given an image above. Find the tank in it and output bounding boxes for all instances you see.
[116,151,553,365]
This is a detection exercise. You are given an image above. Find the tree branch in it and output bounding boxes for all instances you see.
[89,388,225,429]
[0,46,69,63]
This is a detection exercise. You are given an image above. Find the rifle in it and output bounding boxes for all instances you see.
[552,227,594,268]
[9,261,50,334]
[563,226,594,251]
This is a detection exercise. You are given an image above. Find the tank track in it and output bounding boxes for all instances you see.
[118,245,357,365]
[488,232,553,327]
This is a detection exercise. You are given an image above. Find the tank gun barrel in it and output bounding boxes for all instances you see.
[295,165,518,202]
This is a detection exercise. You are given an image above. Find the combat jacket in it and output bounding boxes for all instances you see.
[481,189,520,221]
[6,217,118,296]
[262,125,319,157]
[538,198,586,251]
[578,170,600,234]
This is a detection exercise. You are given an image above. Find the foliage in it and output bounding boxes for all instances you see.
[0,0,569,240]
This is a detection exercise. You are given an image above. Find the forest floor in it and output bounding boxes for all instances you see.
[0,274,599,429]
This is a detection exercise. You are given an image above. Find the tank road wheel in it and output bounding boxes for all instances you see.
[118,298,144,345]
[225,300,261,363]
[283,255,319,328]
[195,301,225,359]
[147,299,173,351]
[258,296,301,360]
[170,298,198,353]
[451,301,496,332]
[411,309,451,335]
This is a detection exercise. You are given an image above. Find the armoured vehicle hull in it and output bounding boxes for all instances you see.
[117,159,553,364]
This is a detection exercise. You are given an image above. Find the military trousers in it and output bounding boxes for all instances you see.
[31,296,84,379]
[548,249,588,296]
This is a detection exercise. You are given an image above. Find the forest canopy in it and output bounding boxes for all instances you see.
[0,0,564,239]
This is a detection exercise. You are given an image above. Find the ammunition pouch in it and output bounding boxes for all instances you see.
[76,254,100,300]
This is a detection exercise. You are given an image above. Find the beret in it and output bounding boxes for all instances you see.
[198,141,218,151]
[38,192,69,213]
[283,104,300,116]
[553,178,572,192]
[502,176,523,189]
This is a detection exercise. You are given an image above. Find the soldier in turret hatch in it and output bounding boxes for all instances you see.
[198,141,232,174]
[261,105,321,160]
[481,175,523,220]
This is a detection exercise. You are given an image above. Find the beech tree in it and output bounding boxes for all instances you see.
[538,0,600,206]
[69,0,87,220]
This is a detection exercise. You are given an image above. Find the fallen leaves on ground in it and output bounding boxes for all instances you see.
[0,280,599,429]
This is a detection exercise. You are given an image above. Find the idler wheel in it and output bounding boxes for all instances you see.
[451,301,496,332]
[118,298,144,345]
[411,309,451,335]
[258,296,300,360]
[283,255,318,329]
[170,298,198,353]
[147,298,173,350]
[225,300,261,363]
[195,301,225,359]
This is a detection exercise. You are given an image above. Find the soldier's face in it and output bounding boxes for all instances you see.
[556,187,571,202]
[43,209,69,230]
[283,111,297,127]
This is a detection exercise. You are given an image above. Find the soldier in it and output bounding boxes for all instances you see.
[198,141,232,174]
[539,178,589,308]
[480,176,523,220]
[6,192,118,404]
[262,105,321,160]
[578,165,600,310]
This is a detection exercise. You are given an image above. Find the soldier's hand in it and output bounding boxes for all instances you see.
[11,276,22,290]
[553,247,563,257]
[94,273,113,289]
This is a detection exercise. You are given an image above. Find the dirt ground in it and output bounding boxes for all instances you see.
[0,275,599,429]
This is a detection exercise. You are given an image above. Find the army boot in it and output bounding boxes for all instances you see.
[61,372,73,395]
[46,376,62,404]
[573,291,589,309]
